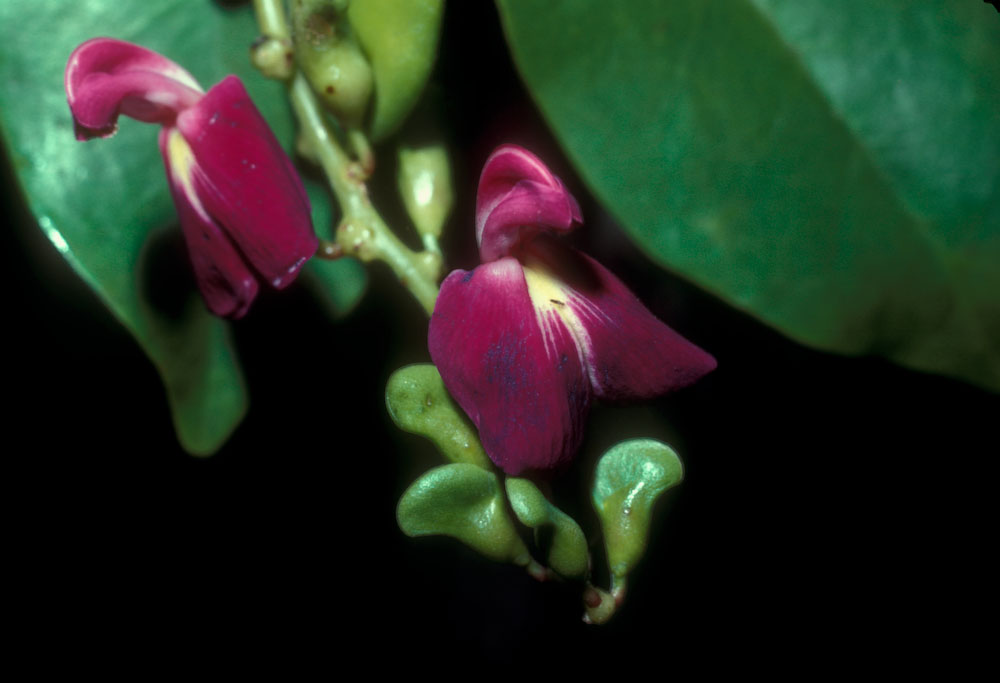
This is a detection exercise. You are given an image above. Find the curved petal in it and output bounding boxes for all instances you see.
[429,259,590,476]
[65,38,203,140]
[159,128,258,319]
[177,76,318,289]
[476,145,582,262]
[524,239,717,400]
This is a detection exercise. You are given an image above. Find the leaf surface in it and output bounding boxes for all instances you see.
[498,0,1000,391]
[0,0,364,453]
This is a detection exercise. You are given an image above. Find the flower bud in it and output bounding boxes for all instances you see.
[250,36,294,81]
[397,144,453,240]
[292,0,373,127]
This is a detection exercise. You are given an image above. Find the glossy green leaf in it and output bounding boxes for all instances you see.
[498,0,1000,392]
[0,1,294,453]
[592,439,683,583]
[505,477,589,579]
[397,463,530,565]
[385,364,490,468]
[349,0,444,141]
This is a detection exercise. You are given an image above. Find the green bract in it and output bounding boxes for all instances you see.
[397,463,530,565]
[385,364,490,468]
[506,477,589,579]
[592,439,684,582]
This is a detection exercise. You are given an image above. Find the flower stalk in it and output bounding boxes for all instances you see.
[252,0,441,316]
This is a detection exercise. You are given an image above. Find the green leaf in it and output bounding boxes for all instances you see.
[497,0,1000,392]
[385,364,490,468]
[0,1,298,453]
[349,0,444,141]
[505,478,589,579]
[592,439,683,583]
[397,463,530,565]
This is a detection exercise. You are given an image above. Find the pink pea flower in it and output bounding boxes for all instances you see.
[429,145,716,476]
[65,38,318,318]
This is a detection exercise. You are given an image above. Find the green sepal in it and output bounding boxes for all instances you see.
[397,144,453,241]
[592,439,683,583]
[505,478,589,579]
[385,364,490,468]
[348,0,444,141]
[397,463,531,566]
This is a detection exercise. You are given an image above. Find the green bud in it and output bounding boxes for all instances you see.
[592,439,684,585]
[386,364,490,469]
[250,36,294,81]
[292,0,374,127]
[348,0,444,140]
[397,145,453,241]
[397,463,531,566]
[505,478,589,579]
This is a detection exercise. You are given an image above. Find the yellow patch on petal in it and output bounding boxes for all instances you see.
[165,128,211,222]
[522,263,595,372]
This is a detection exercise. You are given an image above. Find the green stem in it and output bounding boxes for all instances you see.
[288,75,439,315]
[253,0,290,38]
[254,0,440,316]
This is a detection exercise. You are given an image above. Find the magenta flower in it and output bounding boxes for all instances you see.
[428,145,716,476]
[65,38,318,318]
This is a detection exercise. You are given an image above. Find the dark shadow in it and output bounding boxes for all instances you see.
[136,222,196,321]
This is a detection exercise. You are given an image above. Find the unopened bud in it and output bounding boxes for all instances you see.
[250,36,294,81]
[292,0,374,127]
[397,144,453,240]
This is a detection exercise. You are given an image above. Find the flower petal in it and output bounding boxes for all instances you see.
[176,76,317,289]
[159,128,258,319]
[65,38,203,140]
[476,145,582,262]
[524,239,717,400]
[429,259,590,476]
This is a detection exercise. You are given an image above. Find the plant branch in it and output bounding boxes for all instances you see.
[253,0,441,316]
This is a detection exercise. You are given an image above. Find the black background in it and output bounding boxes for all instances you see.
[4,1,993,670]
